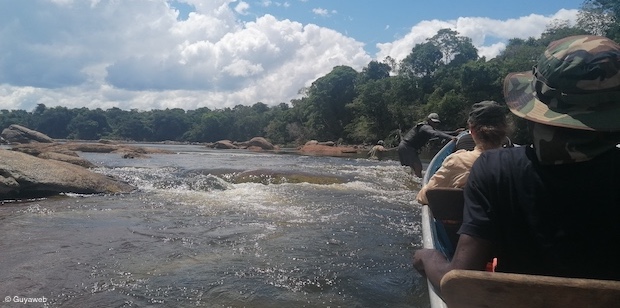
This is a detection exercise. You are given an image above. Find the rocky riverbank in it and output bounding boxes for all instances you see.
[0,124,372,200]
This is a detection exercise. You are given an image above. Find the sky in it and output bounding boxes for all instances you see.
[0,0,584,113]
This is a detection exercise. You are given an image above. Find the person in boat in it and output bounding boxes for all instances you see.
[415,101,508,205]
[397,113,463,178]
[368,140,392,160]
[413,35,620,292]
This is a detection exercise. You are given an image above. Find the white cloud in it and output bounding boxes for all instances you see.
[0,1,369,112]
[376,9,579,62]
[235,1,250,15]
[259,0,290,7]
[312,8,329,16]
[312,8,336,17]
[0,1,579,113]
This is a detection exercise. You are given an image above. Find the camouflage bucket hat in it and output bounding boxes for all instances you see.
[503,35,620,132]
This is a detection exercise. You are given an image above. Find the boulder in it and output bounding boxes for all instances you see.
[297,144,360,156]
[0,124,54,144]
[97,139,117,144]
[10,142,174,159]
[122,151,149,159]
[37,152,96,168]
[213,140,238,149]
[0,149,135,198]
[240,137,275,150]
[319,141,336,146]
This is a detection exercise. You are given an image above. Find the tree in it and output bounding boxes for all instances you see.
[191,110,233,142]
[390,76,421,115]
[0,109,32,130]
[345,78,394,143]
[35,106,74,138]
[425,90,469,130]
[399,42,442,77]
[150,108,189,141]
[303,65,359,141]
[33,103,47,116]
[577,0,620,40]
[428,28,478,65]
[459,60,503,103]
[67,108,111,140]
[115,114,151,141]
[497,37,544,74]
[540,21,589,45]
[264,103,294,145]
[358,60,391,83]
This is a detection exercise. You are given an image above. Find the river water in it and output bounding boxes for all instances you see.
[0,144,431,307]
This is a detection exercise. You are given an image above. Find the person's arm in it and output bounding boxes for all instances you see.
[443,127,467,136]
[422,125,457,141]
[413,234,493,294]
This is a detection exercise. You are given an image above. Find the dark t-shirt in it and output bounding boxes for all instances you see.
[402,123,454,149]
[460,145,620,280]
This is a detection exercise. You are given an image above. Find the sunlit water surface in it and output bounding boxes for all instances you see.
[0,145,431,307]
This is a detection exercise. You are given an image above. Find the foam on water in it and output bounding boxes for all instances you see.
[0,147,429,307]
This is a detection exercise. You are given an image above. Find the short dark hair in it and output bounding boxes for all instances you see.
[468,101,508,149]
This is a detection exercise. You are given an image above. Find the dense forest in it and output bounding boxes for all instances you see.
[1,0,618,147]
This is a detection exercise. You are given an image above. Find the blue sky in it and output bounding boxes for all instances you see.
[0,0,584,112]
[171,0,584,55]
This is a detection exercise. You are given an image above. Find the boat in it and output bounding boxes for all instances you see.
[419,133,620,308]
[420,133,462,308]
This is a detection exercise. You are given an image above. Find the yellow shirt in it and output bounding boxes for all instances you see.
[416,147,482,204]
[368,145,386,160]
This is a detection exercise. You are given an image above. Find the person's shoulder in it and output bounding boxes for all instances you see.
[481,145,526,159]
[453,149,472,155]
[474,146,522,164]
[448,149,481,164]
[452,149,479,159]
[418,123,432,130]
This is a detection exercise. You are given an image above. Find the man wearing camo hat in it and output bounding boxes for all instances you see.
[413,35,620,292]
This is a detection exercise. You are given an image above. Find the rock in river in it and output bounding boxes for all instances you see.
[0,149,135,199]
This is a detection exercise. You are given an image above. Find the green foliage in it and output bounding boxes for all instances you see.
[0,8,613,147]
[264,103,294,145]
[577,0,620,40]
[0,109,32,130]
[399,42,442,77]
[150,109,189,142]
[358,60,391,83]
[429,28,479,65]
[33,105,74,138]
[193,110,233,142]
[67,108,111,140]
[459,60,504,103]
[303,65,359,141]
[346,78,394,143]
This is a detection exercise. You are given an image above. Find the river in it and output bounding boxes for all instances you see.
[0,144,431,307]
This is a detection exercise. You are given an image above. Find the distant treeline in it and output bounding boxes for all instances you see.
[1,1,616,147]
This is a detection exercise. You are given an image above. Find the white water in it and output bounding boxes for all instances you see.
[0,145,431,307]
